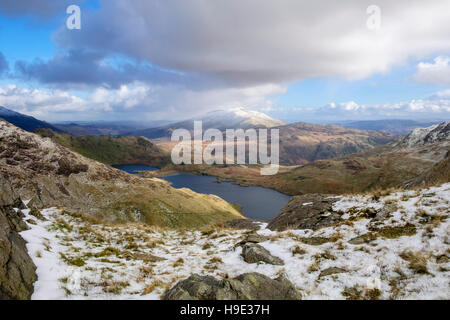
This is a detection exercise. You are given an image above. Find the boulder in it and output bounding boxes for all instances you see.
[225,219,260,230]
[164,273,301,300]
[268,194,340,231]
[241,243,284,265]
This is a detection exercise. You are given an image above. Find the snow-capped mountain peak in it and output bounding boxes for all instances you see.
[197,107,286,129]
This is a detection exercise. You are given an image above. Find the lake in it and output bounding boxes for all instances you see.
[113,164,291,221]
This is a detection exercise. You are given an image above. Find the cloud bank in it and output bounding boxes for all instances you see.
[2,1,450,122]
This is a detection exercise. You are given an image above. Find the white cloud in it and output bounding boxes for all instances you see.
[274,95,450,122]
[414,56,450,86]
[0,85,87,119]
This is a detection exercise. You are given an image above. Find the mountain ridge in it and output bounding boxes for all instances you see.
[0,106,62,133]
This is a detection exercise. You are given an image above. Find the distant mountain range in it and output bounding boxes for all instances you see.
[121,108,398,164]
[53,120,171,137]
[0,106,62,133]
[333,119,445,135]
[123,108,286,139]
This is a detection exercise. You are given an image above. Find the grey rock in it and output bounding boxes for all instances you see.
[3,206,29,232]
[236,233,269,247]
[26,195,44,210]
[319,267,347,278]
[29,208,47,221]
[348,233,377,245]
[164,273,301,300]
[268,194,340,231]
[225,219,260,230]
[0,205,36,300]
[241,243,284,265]
[373,204,395,222]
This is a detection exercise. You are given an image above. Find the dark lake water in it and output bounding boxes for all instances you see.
[113,164,159,174]
[113,164,291,221]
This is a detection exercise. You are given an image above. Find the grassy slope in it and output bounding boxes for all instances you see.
[37,129,170,168]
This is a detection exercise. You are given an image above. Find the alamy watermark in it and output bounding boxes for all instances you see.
[367,5,381,31]
[171,121,280,175]
[66,5,81,30]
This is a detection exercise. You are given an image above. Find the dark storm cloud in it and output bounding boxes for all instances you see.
[0,52,9,75]
[14,50,214,89]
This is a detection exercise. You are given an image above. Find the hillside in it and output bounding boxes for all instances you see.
[36,129,170,168]
[277,122,397,165]
[0,120,242,228]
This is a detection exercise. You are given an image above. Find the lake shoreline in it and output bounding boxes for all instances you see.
[114,164,291,220]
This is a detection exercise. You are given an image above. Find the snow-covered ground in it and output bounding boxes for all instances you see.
[19,183,449,300]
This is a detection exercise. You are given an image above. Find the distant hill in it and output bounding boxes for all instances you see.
[53,120,170,137]
[0,106,63,133]
[334,119,444,135]
[123,108,286,139]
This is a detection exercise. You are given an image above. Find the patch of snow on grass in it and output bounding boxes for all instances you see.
[17,183,450,300]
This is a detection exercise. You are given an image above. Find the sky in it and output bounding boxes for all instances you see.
[0,0,449,124]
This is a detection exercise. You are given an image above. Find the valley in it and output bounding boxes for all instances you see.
[0,108,448,301]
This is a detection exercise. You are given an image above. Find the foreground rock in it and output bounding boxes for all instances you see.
[164,273,301,300]
[0,201,36,299]
[268,194,340,231]
[241,243,284,265]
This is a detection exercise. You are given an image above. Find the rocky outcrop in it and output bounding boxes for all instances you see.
[0,120,242,227]
[395,121,449,148]
[0,200,36,300]
[267,194,340,231]
[241,243,284,265]
[164,273,301,300]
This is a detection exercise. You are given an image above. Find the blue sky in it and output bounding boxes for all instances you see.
[0,0,449,123]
